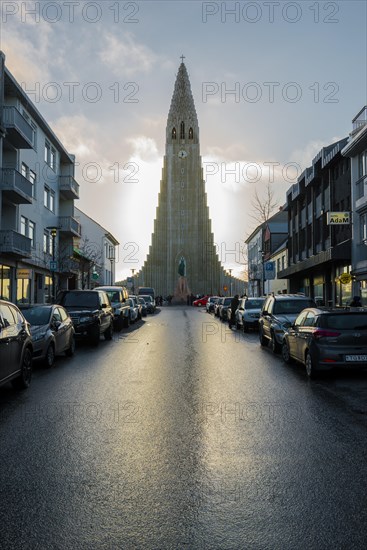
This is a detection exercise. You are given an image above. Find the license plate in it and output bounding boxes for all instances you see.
[345,355,367,362]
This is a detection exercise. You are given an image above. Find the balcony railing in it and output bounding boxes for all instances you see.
[59,175,80,199]
[2,106,33,148]
[0,168,33,204]
[0,230,31,257]
[59,216,81,237]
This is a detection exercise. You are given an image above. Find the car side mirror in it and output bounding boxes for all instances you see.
[102,303,108,309]
[53,321,61,331]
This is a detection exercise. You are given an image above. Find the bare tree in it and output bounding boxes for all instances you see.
[249,183,279,225]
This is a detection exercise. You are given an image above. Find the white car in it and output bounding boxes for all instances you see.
[235,297,265,332]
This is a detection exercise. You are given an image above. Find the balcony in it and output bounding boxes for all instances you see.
[59,216,81,237]
[59,175,80,200]
[0,168,33,204]
[2,106,33,149]
[0,230,31,257]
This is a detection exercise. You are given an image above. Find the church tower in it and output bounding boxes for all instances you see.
[138,60,226,297]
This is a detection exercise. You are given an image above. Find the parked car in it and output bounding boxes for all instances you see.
[259,294,316,353]
[282,308,367,378]
[235,297,265,332]
[21,305,75,367]
[127,296,141,322]
[138,297,148,317]
[206,296,219,313]
[193,296,209,307]
[57,290,114,346]
[214,297,224,317]
[0,299,33,389]
[140,295,156,313]
[219,297,233,321]
[95,286,131,330]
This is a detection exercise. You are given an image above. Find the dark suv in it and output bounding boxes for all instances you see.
[58,290,113,346]
[0,300,33,389]
[259,294,316,353]
[282,308,367,378]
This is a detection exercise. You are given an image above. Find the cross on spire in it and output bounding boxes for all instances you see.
[180,54,185,63]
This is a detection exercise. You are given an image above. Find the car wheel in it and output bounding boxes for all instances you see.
[123,315,130,328]
[305,352,318,379]
[259,327,267,347]
[282,340,293,364]
[271,331,281,354]
[12,347,33,389]
[44,343,55,368]
[90,326,100,346]
[104,321,113,341]
[243,322,249,333]
[65,335,75,357]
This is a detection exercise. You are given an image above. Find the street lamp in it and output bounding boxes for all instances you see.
[47,226,58,303]
[131,268,135,294]
[261,251,266,296]
[107,245,115,285]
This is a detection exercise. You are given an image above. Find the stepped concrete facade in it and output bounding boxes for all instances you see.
[136,61,243,298]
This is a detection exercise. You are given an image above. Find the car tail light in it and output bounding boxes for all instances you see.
[313,329,341,340]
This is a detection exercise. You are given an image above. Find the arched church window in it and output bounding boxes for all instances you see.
[172,127,176,139]
[180,121,185,139]
[189,127,193,140]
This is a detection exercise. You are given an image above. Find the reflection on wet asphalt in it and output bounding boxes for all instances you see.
[1,306,367,549]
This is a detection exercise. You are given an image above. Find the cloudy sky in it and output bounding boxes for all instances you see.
[1,0,366,279]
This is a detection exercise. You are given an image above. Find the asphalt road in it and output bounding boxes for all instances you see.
[1,306,367,550]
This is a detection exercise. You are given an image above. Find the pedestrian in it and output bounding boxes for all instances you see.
[350,296,362,307]
[229,294,239,329]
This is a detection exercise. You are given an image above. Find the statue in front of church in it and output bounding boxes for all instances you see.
[178,256,186,277]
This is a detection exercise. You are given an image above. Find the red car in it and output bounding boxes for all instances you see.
[193,296,210,307]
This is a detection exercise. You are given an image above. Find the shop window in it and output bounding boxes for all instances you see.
[0,265,11,300]
[17,278,30,305]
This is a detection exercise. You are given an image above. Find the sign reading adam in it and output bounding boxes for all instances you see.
[327,211,350,225]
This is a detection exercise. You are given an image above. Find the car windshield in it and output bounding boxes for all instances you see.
[106,291,121,303]
[141,296,152,302]
[322,313,367,330]
[22,306,52,326]
[60,292,99,308]
[245,299,264,309]
[139,298,146,304]
[223,298,232,306]
[273,299,314,314]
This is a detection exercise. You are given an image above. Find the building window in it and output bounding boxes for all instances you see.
[277,258,281,273]
[358,151,367,178]
[44,276,52,303]
[361,213,367,243]
[22,110,37,150]
[17,278,30,305]
[45,139,56,170]
[21,162,36,198]
[189,127,193,139]
[43,231,52,255]
[20,216,35,247]
[180,121,185,140]
[44,186,55,212]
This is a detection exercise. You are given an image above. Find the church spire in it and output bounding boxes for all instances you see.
[166,59,198,144]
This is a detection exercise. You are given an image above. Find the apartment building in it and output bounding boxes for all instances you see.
[341,106,367,305]
[278,138,352,306]
[74,207,119,289]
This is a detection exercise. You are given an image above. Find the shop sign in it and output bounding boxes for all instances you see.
[17,269,32,279]
[327,212,350,225]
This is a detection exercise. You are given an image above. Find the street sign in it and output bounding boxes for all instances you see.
[92,272,99,281]
[327,212,350,225]
[265,261,275,280]
[49,260,58,271]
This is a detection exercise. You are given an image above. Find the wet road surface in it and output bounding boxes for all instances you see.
[1,306,367,549]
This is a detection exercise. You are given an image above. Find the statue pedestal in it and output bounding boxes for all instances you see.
[172,276,190,304]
